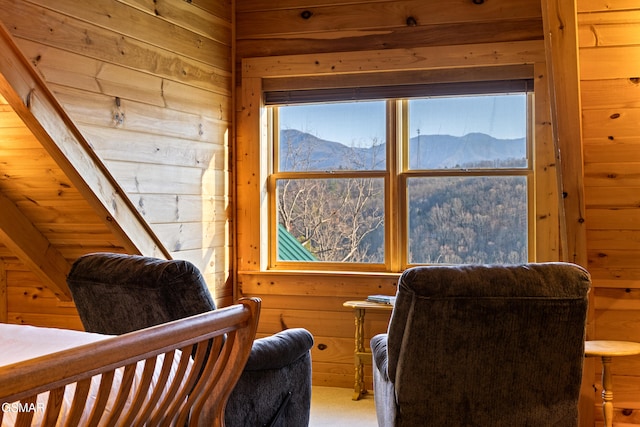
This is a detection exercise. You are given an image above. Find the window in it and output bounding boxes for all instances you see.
[267,83,534,271]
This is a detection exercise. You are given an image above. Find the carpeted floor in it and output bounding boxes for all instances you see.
[309,386,377,426]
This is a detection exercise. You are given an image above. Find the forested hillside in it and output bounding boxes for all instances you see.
[277,130,528,264]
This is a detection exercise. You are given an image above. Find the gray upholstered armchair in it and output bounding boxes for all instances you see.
[66,252,313,427]
[371,263,591,427]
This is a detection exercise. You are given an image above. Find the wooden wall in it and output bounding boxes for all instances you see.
[578,1,640,425]
[0,0,234,320]
[235,0,551,389]
[0,0,638,424]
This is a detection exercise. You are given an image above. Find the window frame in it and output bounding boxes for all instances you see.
[267,91,534,272]
[237,42,559,277]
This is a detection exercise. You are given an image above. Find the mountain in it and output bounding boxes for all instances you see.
[279,129,526,171]
[410,132,526,169]
[279,129,384,171]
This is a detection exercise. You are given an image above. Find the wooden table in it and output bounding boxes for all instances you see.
[584,340,640,427]
[343,300,394,400]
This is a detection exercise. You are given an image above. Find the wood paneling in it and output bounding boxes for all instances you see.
[0,0,234,331]
[0,1,637,423]
[578,1,640,425]
[235,0,563,391]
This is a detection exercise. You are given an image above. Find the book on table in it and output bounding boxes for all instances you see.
[367,295,396,305]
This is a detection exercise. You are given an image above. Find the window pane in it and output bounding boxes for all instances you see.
[276,178,384,263]
[407,176,527,264]
[408,94,527,170]
[278,102,386,171]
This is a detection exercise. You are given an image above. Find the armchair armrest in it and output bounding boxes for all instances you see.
[371,333,389,381]
[226,328,314,427]
[244,328,314,371]
[372,333,396,427]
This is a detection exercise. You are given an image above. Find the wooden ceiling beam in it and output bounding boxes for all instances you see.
[0,191,72,300]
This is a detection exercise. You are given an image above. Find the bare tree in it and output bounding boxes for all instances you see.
[277,131,385,263]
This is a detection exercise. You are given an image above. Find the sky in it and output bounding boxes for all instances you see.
[278,94,527,147]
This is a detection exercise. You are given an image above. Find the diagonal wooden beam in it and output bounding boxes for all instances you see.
[0,19,170,261]
[0,191,72,300]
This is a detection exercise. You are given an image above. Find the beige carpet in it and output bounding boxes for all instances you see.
[309,386,377,426]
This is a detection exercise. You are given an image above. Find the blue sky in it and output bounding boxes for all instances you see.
[279,94,527,146]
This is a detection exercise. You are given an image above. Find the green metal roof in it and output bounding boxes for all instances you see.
[277,224,317,261]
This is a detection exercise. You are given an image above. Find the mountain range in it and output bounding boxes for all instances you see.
[279,129,526,171]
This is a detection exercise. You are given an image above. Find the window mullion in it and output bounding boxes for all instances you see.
[386,100,399,271]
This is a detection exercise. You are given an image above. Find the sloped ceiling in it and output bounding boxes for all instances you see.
[0,21,169,300]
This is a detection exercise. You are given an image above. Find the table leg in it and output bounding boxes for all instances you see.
[352,307,366,400]
[601,355,613,427]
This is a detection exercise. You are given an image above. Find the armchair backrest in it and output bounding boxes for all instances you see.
[67,252,216,335]
[387,262,590,426]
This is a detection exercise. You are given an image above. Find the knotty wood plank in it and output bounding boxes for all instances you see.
[534,62,560,262]
[7,286,79,317]
[581,46,640,81]
[243,40,545,78]
[105,161,225,195]
[0,191,72,300]
[594,309,640,341]
[587,230,640,250]
[589,266,640,284]
[595,288,640,311]
[127,194,227,224]
[542,0,587,265]
[584,163,640,187]
[578,0,640,12]
[237,20,543,59]
[578,9,640,26]
[308,336,355,365]
[0,0,231,91]
[257,307,390,340]
[6,311,84,329]
[581,79,640,110]
[121,0,232,25]
[130,0,232,43]
[14,0,230,69]
[52,88,227,142]
[153,222,227,252]
[238,271,399,297]
[237,0,541,38]
[78,126,226,169]
[311,361,355,388]
[583,107,640,139]
[235,76,264,271]
[0,126,42,147]
[236,0,390,12]
[586,187,640,208]
[19,38,231,110]
[578,21,640,49]
[589,249,640,272]
[584,139,640,164]
[587,209,640,230]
